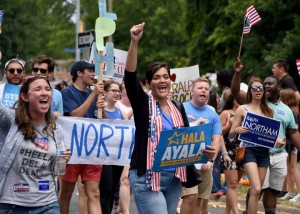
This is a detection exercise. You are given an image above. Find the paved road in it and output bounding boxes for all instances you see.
[69,188,230,214]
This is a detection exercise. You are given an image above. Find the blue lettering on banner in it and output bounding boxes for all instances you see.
[70,122,134,159]
[57,116,135,165]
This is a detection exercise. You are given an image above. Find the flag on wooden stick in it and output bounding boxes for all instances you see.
[243,5,261,35]
[296,59,300,76]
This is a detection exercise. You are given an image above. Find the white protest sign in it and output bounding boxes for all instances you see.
[57,116,135,166]
[89,44,127,84]
[170,65,200,103]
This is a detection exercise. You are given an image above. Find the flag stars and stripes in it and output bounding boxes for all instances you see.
[296,59,300,76]
[243,5,261,35]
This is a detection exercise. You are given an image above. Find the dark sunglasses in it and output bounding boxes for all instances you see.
[32,68,48,74]
[8,68,23,74]
[251,85,264,91]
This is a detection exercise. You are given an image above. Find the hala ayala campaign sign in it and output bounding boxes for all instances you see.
[152,124,212,171]
[238,112,281,148]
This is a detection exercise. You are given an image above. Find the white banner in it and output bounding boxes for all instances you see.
[170,65,200,103]
[57,116,135,166]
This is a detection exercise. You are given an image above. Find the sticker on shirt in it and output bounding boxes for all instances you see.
[13,183,29,192]
[38,180,50,191]
[35,137,49,151]
[276,109,284,116]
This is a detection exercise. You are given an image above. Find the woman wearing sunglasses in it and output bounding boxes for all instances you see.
[0,75,70,213]
[229,78,274,214]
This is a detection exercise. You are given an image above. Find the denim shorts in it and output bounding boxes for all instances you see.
[129,169,181,214]
[243,147,270,167]
[0,201,60,214]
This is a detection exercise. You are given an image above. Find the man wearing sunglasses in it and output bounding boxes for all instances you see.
[0,58,25,108]
[31,55,63,116]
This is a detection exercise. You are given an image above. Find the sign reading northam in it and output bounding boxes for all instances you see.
[78,30,95,48]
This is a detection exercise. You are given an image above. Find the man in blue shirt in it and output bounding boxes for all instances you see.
[180,77,222,214]
[59,61,104,214]
[31,55,63,117]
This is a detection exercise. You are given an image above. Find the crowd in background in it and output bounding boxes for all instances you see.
[1,22,300,214]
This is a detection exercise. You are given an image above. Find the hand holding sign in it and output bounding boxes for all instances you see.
[95,17,116,51]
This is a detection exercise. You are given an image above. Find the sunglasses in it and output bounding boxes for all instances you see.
[251,85,264,91]
[32,68,48,74]
[8,68,23,74]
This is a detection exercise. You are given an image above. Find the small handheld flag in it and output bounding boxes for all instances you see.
[0,10,3,34]
[238,5,261,59]
[296,59,300,76]
[243,5,261,35]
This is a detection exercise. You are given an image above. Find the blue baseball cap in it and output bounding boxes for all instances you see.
[70,61,94,77]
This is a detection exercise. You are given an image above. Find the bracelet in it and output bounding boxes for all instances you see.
[208,159,214,163]
[222,152,228,156]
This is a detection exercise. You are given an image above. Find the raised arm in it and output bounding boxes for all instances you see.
[231,58,246,104]
[125,22,145,72]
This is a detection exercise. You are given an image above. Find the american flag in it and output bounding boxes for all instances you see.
[296,59,300,76]
[0,10,3,34]
[243,5,261,35]
[0,10,3,23]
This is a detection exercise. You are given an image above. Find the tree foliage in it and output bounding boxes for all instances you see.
[0,0,75,70]
[82,0,300,84]
[1,0,300,87]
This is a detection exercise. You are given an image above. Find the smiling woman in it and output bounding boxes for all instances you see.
[124,22,215,214]
[0,75,71,213]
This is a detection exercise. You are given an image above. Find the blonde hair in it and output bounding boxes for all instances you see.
[192,77,209,89]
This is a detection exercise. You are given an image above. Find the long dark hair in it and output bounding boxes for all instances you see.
[246,78,273,118]
[208,90,219,112]
[16,76,56,140]
[222,94,235,111]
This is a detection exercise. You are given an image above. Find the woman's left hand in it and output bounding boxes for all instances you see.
[223,154,232,165]
[63,147,71,163]
[203,145,216,159]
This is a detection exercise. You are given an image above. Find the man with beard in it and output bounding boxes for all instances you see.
[231,59,300,214]
[0,58,25,108]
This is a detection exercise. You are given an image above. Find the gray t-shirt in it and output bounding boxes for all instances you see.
[0,124,57,207]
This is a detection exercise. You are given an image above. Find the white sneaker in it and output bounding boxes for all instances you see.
[279,192,296,200]
[289,193,300,202]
